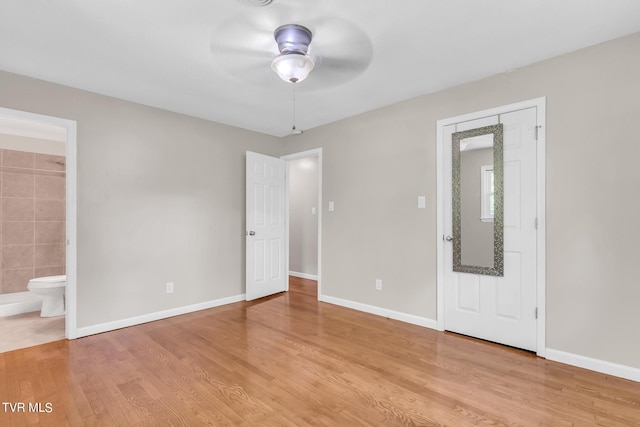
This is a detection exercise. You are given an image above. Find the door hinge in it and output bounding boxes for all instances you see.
[534,125,542,141]
[535,307,538,319]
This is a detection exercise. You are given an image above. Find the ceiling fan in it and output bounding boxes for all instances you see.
[209,6,373,89]
[209,3,373,134]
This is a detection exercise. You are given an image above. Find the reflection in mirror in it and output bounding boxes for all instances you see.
[452,124,503,276]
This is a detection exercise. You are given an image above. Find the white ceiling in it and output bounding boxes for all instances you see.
[1,0,640,137]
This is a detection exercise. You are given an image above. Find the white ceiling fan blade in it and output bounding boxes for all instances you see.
[209,13,278,81]
[304,17,374,89]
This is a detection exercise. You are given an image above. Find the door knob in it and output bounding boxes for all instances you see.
[247,231,256,236]
[445,235,453,242]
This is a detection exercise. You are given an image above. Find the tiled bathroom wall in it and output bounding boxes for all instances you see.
[0,149,66,294]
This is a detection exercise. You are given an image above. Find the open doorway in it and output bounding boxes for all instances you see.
[283,149,322,298]
[0,107,77,350]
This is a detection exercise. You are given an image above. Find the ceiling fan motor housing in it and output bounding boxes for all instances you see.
[274,24,313,55]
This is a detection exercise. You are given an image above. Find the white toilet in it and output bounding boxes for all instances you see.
[27,275,67,317]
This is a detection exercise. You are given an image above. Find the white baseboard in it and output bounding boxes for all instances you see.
[289,271,319,281]
[546,348,640,383]
[75,294,245,338]
[318,294,438,330]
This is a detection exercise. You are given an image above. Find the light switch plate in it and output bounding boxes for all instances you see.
[329,201,335,211]
[418,196,426,209]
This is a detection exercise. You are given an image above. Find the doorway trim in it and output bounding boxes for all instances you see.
[0,107,78,340]
[281,148,323,298]
[436,97,546,357]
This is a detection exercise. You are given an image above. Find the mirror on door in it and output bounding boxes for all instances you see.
[451,124,504,276]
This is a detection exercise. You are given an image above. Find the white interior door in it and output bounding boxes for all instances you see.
[443,107,538,351]
[246,151,286,301]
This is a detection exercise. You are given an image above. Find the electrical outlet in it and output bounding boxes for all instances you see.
[166,282,174,294]
[375,279,382,291]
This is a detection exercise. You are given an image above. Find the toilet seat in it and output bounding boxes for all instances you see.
[28,275,66,285]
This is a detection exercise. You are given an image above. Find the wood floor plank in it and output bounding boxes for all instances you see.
[1,277,639,426]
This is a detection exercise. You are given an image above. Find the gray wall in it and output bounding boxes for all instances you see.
[288,157,318,276]
[0,70,282,328]
[283,32,640,369]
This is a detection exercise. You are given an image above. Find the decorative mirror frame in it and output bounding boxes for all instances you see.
[452,124,504,276]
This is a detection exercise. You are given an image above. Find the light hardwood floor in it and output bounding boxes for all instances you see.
[1,277,638,426]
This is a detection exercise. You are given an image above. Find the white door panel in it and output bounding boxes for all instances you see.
[246,151,286,301]
[457,274,480,313]
[444,107,538,351]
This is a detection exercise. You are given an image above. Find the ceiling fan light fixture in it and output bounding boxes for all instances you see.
[271,53,315,83]
[271,24,315,83]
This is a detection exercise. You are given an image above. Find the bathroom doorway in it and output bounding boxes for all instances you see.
[283,149,322,298]
[0,107,77,352]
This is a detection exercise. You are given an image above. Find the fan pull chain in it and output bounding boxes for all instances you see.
[291,83,302,134]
